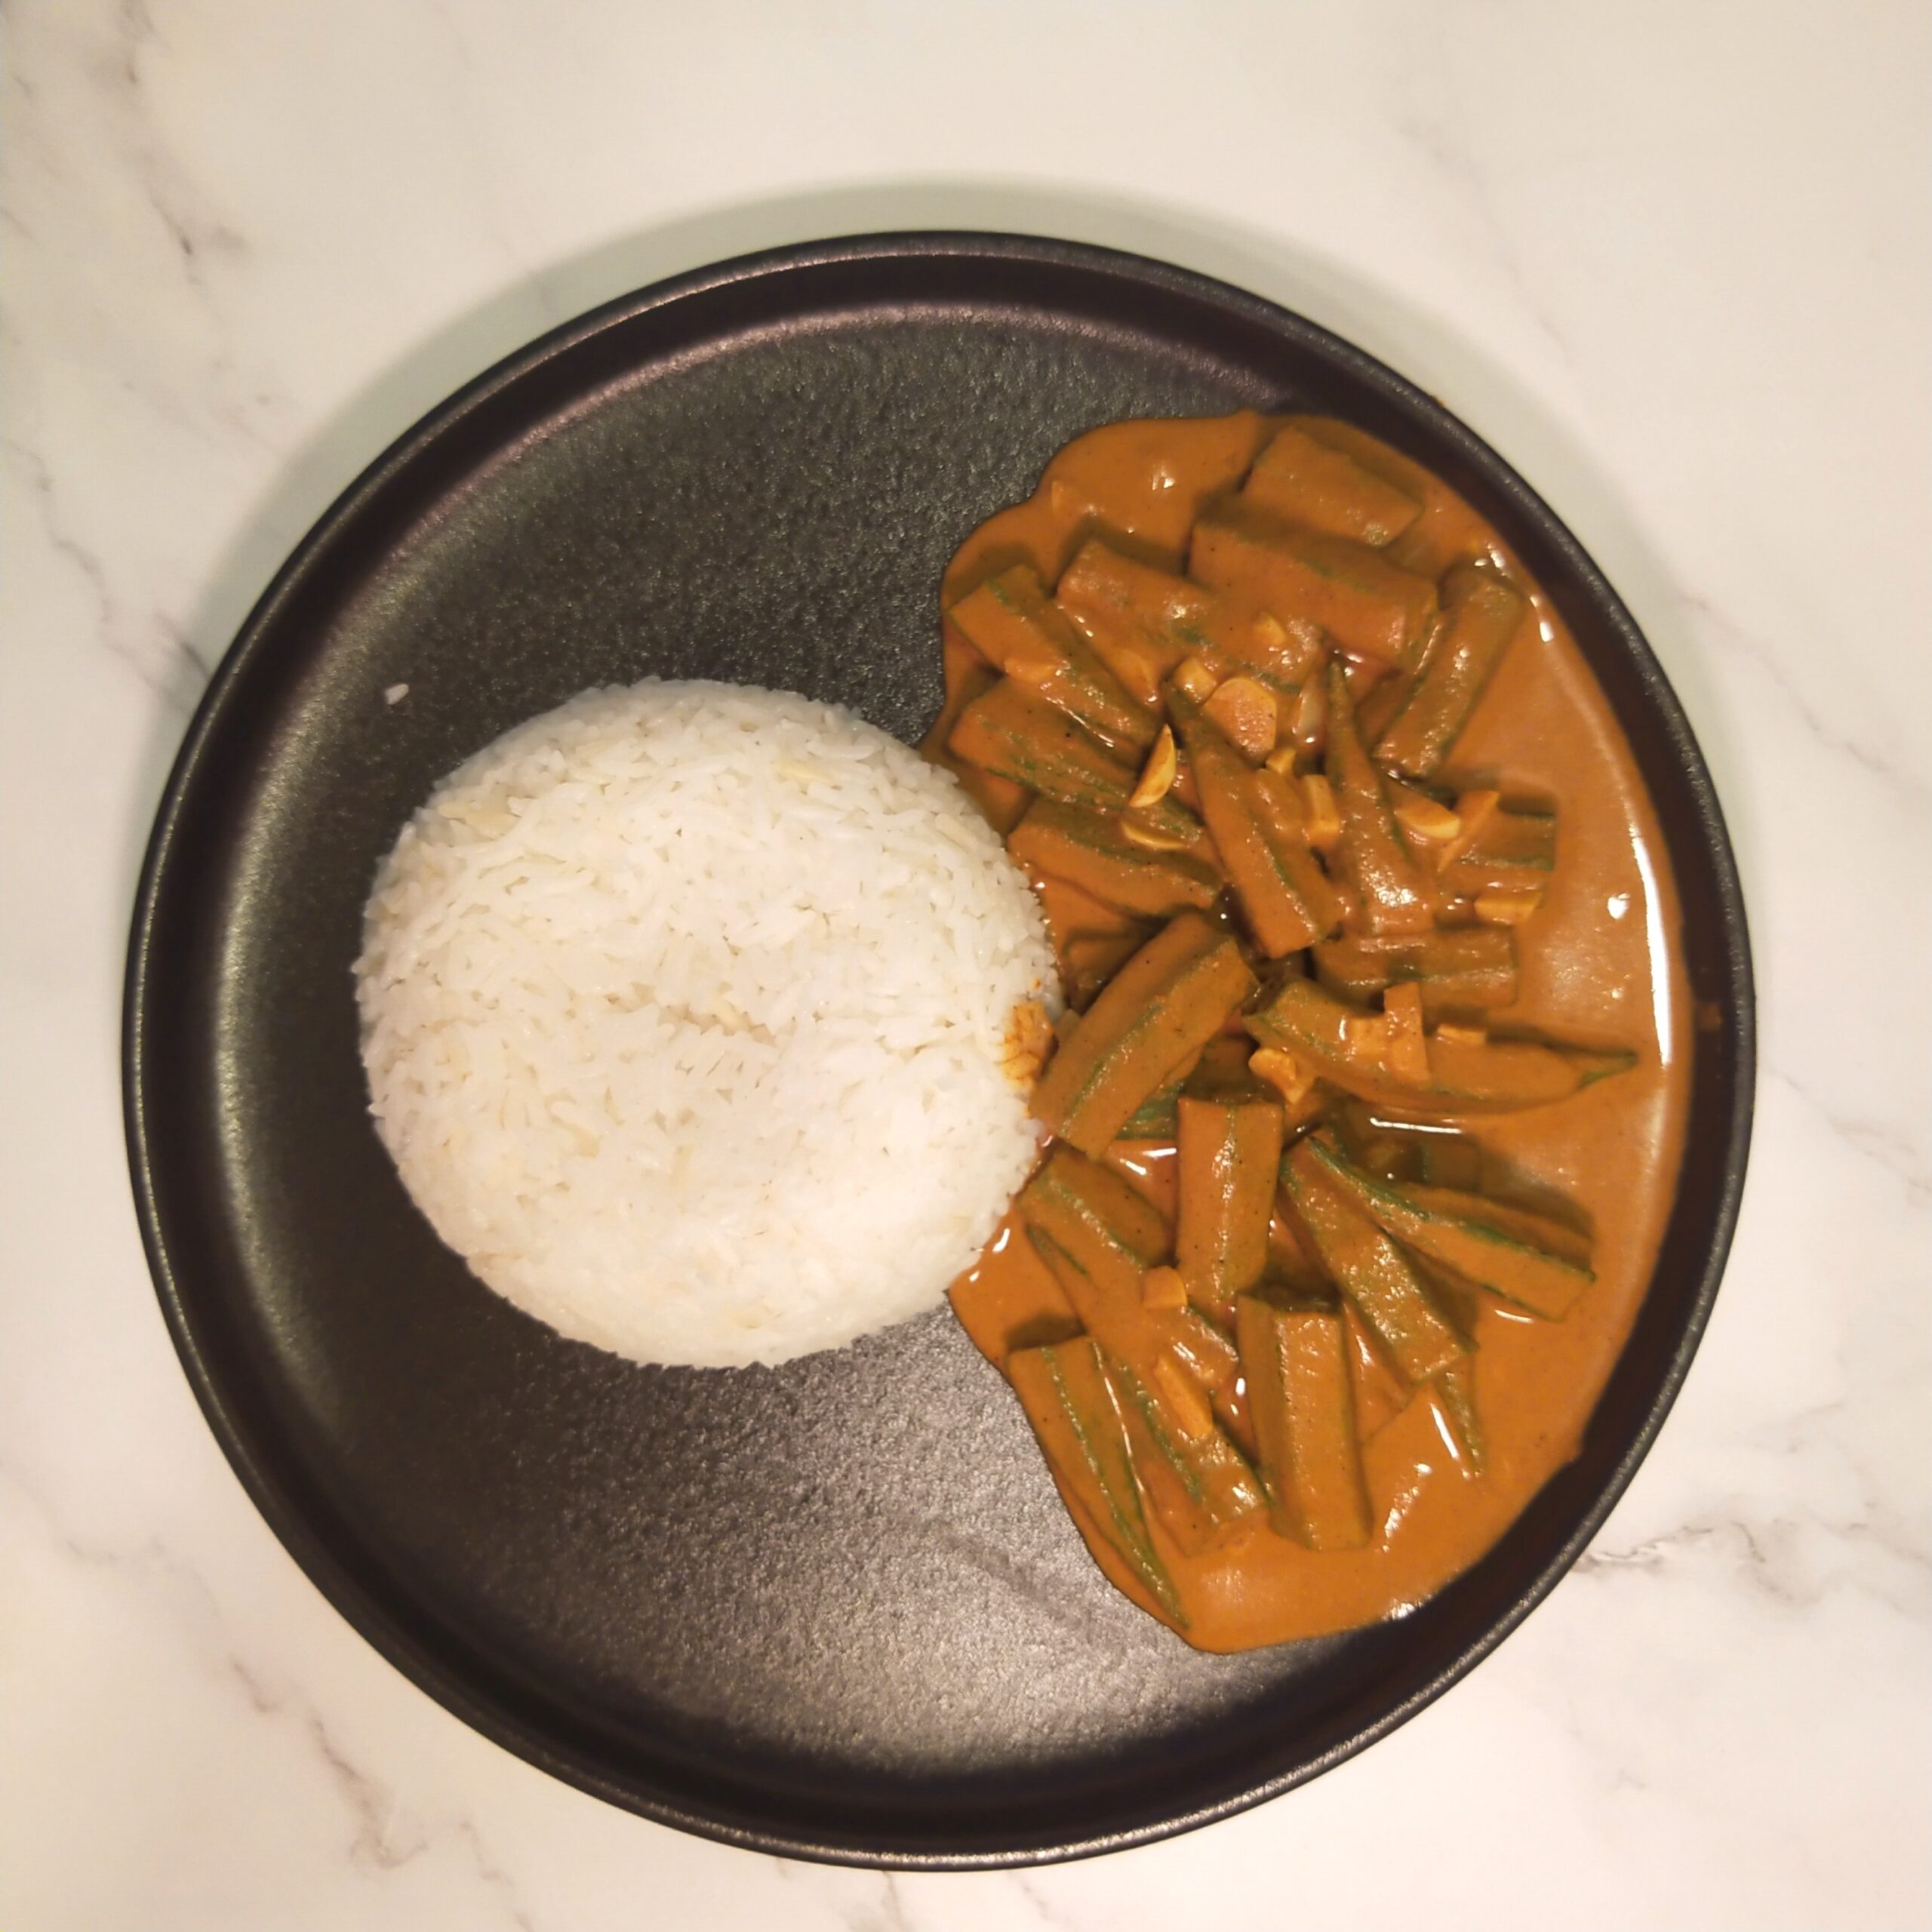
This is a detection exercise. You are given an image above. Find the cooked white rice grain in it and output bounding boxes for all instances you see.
[354,678,1057,1368]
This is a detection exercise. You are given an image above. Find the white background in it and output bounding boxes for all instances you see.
[2,3,1927,1927]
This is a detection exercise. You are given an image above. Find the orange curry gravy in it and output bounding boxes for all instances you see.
[930,411,1691,1654]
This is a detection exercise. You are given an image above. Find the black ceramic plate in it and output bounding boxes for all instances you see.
[125,235,1752,1867]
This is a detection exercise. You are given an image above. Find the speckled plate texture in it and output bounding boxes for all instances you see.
[125,235,1753,1867]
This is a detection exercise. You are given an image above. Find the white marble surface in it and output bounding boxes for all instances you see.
[2,2,1927,1925]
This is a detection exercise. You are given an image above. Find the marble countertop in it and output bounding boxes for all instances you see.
[2,3,1926,1926]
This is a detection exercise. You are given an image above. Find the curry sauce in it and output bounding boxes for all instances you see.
[930,411,1689,1654]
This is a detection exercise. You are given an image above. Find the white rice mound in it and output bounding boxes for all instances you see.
[355,679,1058,1369]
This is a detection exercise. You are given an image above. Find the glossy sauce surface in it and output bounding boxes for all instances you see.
[937,412,1691,1653]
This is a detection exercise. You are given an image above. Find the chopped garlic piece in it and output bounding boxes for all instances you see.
[1128,724,1178,808]
[1203,675,1278,761]
[1383,982,1430,1084]
[1250,1045,1316,1106]
[1300,774,1342,852]
[1141,1265,1188,1312]
[1475,888,1544,926]
[1171,654,1220,703]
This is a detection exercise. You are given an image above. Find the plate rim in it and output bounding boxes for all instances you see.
[123,230,1755,1869]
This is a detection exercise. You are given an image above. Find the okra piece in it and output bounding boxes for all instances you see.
[1313,927,1518,1015]
[1374,563,1527,780]
[1018,1146,1170,1349]
[1442,802,1557,897]
[1281,1142,1469,1384]
[1214,1377,1260,1462]
[1054,540,1235,706]
[1024,1218,1152,1358]
[1402,1182,1593,1263]
[1190,498,1440,668]
[1117,1064,1186,1140]
[1165,1304,1242,1394]
[1175,1062,1284,1326]
[1326,661,1437,936]
[1428,1027,1634,1106]
[1033,912,1259,1156]
[1020,1151,1241,1412]
[1297,1133,1593,1319]
[1055,539,1322,706]
[1235,1283,1374,1549]
[1432,1359,1487,1475]
[1105,1353,1266,1555]
[1008,798,1221,921]
[1037,873,1146,959]
[949,676,1137,811]
[1225,611,1327,700]
[1245,974,1634,1114]
[1341,1294,1412,1439]
[1005,1340,1183,1620]
[1186,1029,1266,1094]
[1024,1247,1167,1380]
[1061,924,1153,1010]
[1170,687,1341,956]
[921,657,997,765]
[922,660,1032,832]
[1247,763,1349,932]
[1243,421,1422,548]
[950,565,1157,753]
